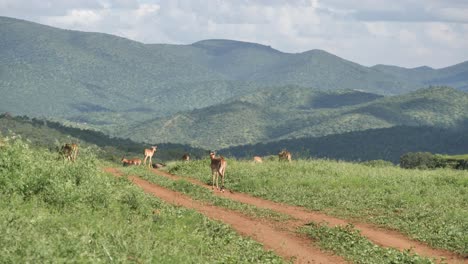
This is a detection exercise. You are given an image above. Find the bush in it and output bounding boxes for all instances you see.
[0,136,106,209]
[400,152,438,169]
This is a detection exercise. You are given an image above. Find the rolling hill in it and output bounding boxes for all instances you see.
[222,125,468,163]
[0,113,206,161]
[122,87,468,149]
[2,16,468,156]
[1,16,468,134]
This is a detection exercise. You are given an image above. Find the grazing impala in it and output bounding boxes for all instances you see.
[60,143,79,162]
[121,157,142,166]
[144,146,157,167]
[253,156,263,163]
[210,152,227,192]
[278,149,292,162]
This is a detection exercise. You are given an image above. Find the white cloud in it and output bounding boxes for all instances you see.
[43,9,102,27]
[134,3,159,18]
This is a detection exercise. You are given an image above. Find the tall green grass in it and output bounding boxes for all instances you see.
[0,138,284,263]
[167,158,468,255]
[300,223,435,264]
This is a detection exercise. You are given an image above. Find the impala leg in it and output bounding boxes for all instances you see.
[212,171,216,190]
[220,174,225,192]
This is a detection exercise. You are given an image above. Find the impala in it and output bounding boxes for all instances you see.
[144,146,157,167]
[253,156,263,163]
[278,149,292,162]
[60,143,79,162]
[121,157,142,166]
[182,153,190,161]
[210,152,227,192]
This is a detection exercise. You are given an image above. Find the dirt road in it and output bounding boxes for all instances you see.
[105,167,467,264]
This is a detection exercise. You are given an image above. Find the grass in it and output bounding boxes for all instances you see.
[0,137,285,263]
[300,223,437,264]
[167,158,468,255]
[120,166,292,222]
[437,154,468,160]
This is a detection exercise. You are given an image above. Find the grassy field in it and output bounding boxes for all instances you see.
[121,166,292,222]
[166,158,468,255]
[299,223,434,264]
[0,138,284,263]
[124,164,438,263]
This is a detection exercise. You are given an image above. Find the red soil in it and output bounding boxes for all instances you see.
[105,167,467,264]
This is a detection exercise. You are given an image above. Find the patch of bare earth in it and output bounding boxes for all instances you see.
[104,167,346,263]
[148,168,467,264]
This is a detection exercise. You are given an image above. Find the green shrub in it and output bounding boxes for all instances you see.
[399,152,438,169]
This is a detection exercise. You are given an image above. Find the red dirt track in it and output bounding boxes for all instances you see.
[105,167,467,264]
[105,167,344,263]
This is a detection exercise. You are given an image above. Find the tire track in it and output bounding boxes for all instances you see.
[149,168,466,264]
[104,167,346,264]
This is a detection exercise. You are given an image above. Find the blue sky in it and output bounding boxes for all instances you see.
[1,0,468,68]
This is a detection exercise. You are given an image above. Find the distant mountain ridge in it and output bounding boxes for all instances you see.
[1,16,468,151]
[1,16,468,120]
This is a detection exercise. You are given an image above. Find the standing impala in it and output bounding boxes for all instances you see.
[60,143,79,162]
[278,149,292,162]
[144,146,158,167]
[182,153,190,161]
[210,151,227,192]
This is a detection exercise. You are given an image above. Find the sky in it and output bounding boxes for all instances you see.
[1,0,468,68]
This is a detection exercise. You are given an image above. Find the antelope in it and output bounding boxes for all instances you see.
[121,157,142,166]
[182,153,190,161]
[278,149,292,162]
[152,162,166,169]
[253,156,263,163]
[144,146,157,167]
[210,151,227,192]
[60,143,79,162]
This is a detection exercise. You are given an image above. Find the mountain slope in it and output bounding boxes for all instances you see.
[2,16,468,148]
[0,113,206,161]
[222,125,468,163]
[121,86,468,149]
[372,62,468,92]
[2,16,468,128]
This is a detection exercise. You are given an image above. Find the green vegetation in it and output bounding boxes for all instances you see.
[300,223,435,264]
[167,158,468,255]
[131,86,468,149]
[2,16,468,149]
[0,137,284,262]
[224,125,468,163]
[0,114,207,162]
[400,152,468,170]
[121,166,291,222]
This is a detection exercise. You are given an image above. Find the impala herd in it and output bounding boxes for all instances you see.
[59,142,292,192]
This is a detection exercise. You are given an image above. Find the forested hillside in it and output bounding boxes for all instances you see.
[222,125,468,163]
[123,87,468,149]
[1,16,468,135]
[0,114,206,161]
